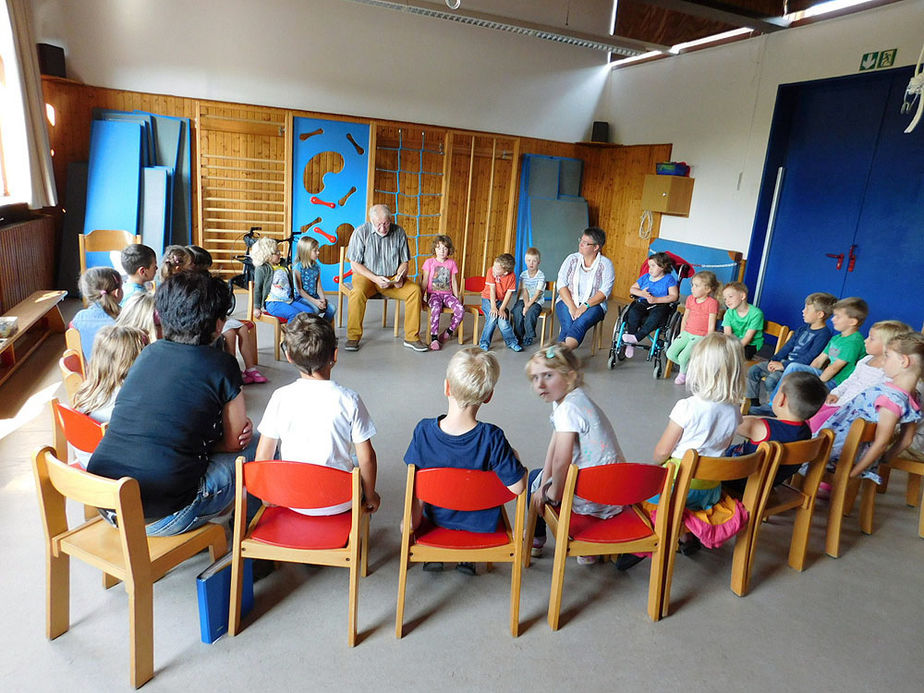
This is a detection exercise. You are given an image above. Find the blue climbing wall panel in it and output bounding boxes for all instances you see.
[291,118,370,293]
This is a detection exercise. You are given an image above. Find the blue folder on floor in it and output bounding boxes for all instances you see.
[196,554,254,644]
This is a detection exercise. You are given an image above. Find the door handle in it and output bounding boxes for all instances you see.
[825,253,844,270]
[847,244,857,272]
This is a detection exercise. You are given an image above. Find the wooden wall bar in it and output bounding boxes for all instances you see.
[41,78,667,298]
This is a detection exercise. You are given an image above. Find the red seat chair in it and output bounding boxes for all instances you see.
[228,459,371,646]
[524,462,673,625]
[51,397,106,468]
[395,465,526,637]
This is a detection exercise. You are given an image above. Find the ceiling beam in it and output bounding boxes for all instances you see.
[630,0,790,33]
[342,0,671,55]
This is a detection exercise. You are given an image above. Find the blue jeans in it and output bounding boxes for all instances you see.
[308,300,336,322]
[510,299,543,345]
[479,299,519,350]
[264,298,315,321]
[555,301,605,346]
[145,438,258,537]
[768,362,834,400]
[527,468,547,538]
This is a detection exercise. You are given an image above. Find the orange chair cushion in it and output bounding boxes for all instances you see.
[567,509,654,544]
[414,518,510,549]
[249,506,352,549]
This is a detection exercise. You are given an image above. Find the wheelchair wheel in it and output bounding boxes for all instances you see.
[607,351,617,369]
[653,352,664,379]
[227,280,237,315]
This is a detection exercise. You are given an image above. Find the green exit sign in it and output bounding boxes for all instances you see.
[860,48,897,71]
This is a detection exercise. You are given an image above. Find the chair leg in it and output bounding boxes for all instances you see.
[395,554,409,639]
[730,519,754,597]
[128,582,155,688]
[876,463,891,493]
[273,324,281,362]
[347,561,359,647]
[228,549,245,636]
[47,552,70,639]
[825,476,857,558]
[546,541,567,631]
[509,551,523,638]
[360,513,370,578]
[788,502,815,571]
[647,545,666,622]
[523,506,537,569]
[918,499,924,539]
[906,472,921,507]
[859,479,877,535]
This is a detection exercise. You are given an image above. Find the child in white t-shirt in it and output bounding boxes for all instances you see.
[255,313,380,515]
[511,247,546,347]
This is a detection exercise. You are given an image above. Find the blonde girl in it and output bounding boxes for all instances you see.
[293,236,335,321]
[420,234,463,350]
[526,344,626,563]
[117,292,161,343]
[652,332,745,552]
[821,331,924,484]
[71,325,148,466]
[72,267,123,360]
[183,244,266,384]
[159,245,193,282]
[251,236,313,321]
[665,270,720,385]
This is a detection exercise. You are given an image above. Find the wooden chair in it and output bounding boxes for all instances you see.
[78,229,142,306]
[51,397,108,524]
[31,446,226,688]
[396,465,526,637]
[661,445,771,616]
[744,320,792,368]
[460,275,486,345]
[536,281,557,347]
[229,459,370,646]
[524,462,673,625]
[879,451,924,538]
[58,349,85,404]
[822,418,877,558]
[743,430,834,593]
[64,328,85,371]
[336,246,397,336]
[246,281,286,361]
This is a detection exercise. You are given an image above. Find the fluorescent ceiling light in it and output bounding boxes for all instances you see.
[670,27,754,54]
[786,0,878,20]
[611,50,664,67]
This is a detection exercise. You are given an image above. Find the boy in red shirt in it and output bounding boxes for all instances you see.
[479,253,521,352]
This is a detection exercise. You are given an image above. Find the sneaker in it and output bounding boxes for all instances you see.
[242,368,268,384]
[816,481,832,500]
[678,536,702,556]
[403,339,429,352]
[531,536,546,558]
[344,339,360,351]
[523,338,534,347]
[439,330,452,344]
[508,343,523,352]
[429,339,441,351]
[615,553,646,571]
[478,342,490,352]
[577,555,599,566]
[455,562,477,576]
[674,373,687,385]
[422,562,444,572]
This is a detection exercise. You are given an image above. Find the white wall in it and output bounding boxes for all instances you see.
[30,0,613,141]
[598,0,924,256]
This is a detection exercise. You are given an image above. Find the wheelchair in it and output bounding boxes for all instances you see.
[607,299,683,378]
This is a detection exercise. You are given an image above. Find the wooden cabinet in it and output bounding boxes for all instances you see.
[0,214,57,313]
[640,174,694,216]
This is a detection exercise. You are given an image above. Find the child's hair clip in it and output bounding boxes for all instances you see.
[545,346,557,359]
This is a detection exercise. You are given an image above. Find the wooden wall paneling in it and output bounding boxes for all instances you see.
[480,138,497,277]
[460,135,476,281]
[439,131,453,238]
[503,137,521,253]
[366,122,378,215]
[284,111,293,243]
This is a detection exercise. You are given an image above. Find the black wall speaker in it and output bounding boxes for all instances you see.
[591,121,609,143]
[37,43,66,78]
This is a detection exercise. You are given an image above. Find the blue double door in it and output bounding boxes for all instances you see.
[747,67,923,330]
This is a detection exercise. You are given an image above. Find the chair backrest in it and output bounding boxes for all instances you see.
[838,417,877,466]
[242,460,354,509]
[58,350,85,404]
[64,327,84,363]
[761,430,834,509]
[464,276,486,294]
[246,281,256,321]
[544,281,556,302]
[32,446,152,578]
[414,467,515,511]
[337,246,351,292]
[573,462,670,506]
[78,229,141,275]
[51,397,107,458]
[764,321,792,355]
[674,444,771,516]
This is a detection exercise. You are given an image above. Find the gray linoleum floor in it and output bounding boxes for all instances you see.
[1,299,922,692]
